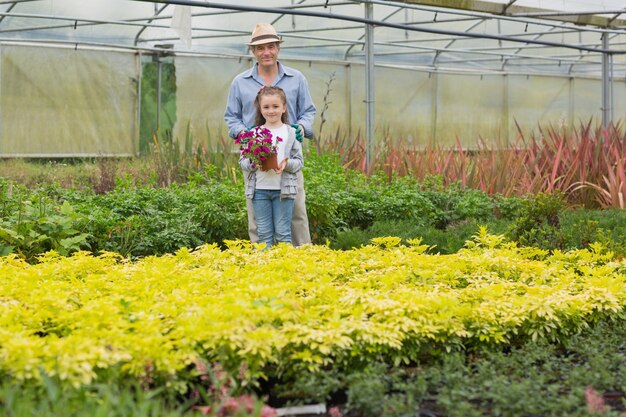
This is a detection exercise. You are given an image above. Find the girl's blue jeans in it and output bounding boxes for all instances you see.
[252,189,294,248]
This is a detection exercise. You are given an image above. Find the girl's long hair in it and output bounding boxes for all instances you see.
[254,86,289,126]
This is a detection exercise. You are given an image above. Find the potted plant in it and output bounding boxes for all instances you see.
[236,126,282,171]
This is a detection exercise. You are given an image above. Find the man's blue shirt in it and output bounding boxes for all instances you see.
[224,61,316,139]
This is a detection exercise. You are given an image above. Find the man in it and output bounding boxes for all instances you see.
[225,23,316,246]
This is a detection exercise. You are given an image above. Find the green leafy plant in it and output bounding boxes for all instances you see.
[506,192,567,249]
[0,195,91,260]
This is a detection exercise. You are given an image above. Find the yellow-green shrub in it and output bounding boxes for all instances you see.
[0,231,624,387]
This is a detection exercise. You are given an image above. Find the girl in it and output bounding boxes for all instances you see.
[239,86,303,248]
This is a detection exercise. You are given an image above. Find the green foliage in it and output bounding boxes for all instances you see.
[0,184,90,259]
[344,363,388,417]
[507,192,567,249]
[492,193,525,220]
[4,154,626,262]
[76,182,247,257]
[374,176,438,224]
[417,176,496,228]
[274,318,626,417]
[302,152,347,242]
[560,208,626,258]
[0,374,194,417]
[4,319,624,416]
[306,158,503,244]
[431,318,626,417]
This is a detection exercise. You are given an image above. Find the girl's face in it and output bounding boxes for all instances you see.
[259,94,286,126]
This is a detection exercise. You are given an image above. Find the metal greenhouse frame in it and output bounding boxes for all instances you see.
[0,0,624,164]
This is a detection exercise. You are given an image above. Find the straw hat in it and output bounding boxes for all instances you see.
[247,23,283,46]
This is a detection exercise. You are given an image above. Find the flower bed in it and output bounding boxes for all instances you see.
[0,231,624,387]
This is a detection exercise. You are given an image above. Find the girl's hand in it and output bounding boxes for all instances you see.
[274,158,288,173]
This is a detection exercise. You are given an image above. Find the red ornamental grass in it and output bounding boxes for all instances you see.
[316,120,625,208]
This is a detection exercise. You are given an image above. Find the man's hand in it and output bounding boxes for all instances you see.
[235,130,247,144]
[291,124,305,142]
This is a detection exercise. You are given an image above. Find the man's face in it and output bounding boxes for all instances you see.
[251,42,280,67]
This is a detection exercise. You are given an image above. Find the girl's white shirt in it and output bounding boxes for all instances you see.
[255,123,288,190]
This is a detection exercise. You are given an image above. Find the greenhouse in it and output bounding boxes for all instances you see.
[3,3,626,416]
[0,0,625,157]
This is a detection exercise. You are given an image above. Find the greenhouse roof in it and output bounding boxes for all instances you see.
[0,0,625,77]
[407,0,626,28]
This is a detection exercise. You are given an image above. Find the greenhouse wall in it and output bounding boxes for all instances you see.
[1,43,623,157]
[0,44,139,157]
[177,54,624,151]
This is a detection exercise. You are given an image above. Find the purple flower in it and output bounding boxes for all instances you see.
[239,126,281,169]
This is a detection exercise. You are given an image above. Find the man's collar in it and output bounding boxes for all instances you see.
[244,61,293,79]
[277,61,294,76]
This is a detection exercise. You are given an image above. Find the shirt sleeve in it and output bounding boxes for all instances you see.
[285,127,304,173]
[224,80,247,140]
[295,75,316,138]
[239,154,256,171]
